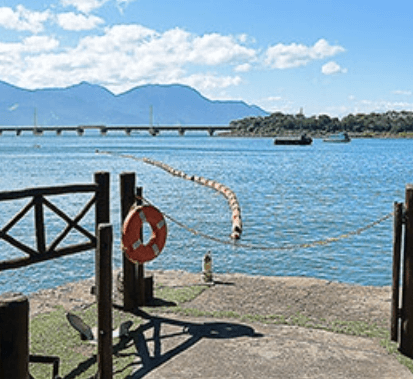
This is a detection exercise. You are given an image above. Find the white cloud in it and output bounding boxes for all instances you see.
[0,24,256,93]
[0,5,51,33]
[188,33,256,65]
[57,12,104,30]
[265,39,345,69]
[0,35,59,55]
[321,61,347,75]
[392,90,412,96]
[265,96,283,102]
[181,73,242,91]
[234,63,252,72]
[60,0,136,13]
[342,97,413,115]
[60,0,109,13]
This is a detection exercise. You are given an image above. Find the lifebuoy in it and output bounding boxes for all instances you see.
[122,205,167,264]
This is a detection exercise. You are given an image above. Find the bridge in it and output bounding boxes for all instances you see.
[0,125,234,137]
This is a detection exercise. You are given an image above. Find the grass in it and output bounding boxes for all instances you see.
[29,283,412,378]
[29,284,207,378]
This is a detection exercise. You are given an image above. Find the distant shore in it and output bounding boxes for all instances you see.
[219,131,413,139]
[224,110,413,138]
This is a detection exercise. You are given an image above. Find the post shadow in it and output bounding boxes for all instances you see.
[113,308,263,379]
[63,308,262,379]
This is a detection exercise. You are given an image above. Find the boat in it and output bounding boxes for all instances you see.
[274,134,313,145]
[323,132,351,143]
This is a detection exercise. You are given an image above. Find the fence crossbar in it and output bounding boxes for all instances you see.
[0,183,100,272]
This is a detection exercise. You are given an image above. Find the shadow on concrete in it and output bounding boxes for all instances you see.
[118,309,263,378]
[62,308,262,378]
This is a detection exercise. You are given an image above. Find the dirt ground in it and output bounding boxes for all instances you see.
[29,269,391,328]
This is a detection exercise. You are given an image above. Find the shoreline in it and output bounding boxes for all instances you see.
[28,269,392,323]
[218,132,413,139]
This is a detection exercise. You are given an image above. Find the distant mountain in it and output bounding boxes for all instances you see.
[0,81,268,126]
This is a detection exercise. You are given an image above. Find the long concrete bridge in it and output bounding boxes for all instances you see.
[0,125,234,136]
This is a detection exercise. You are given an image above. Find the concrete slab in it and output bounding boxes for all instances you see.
[116,314,412,379]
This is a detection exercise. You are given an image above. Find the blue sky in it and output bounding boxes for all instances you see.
[0,0,412,117]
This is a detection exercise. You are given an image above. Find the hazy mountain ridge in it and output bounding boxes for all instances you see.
[0,81,268,126]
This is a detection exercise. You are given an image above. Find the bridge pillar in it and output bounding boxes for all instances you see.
[100,128,108,136]
[208,128,214,136]
[33,128,43,136]
[178,128,185,136]
[16,130,21,136]
[125,128,131,136]
[149,128,159,136]
[56,129,62,136]
[77,127,84,136]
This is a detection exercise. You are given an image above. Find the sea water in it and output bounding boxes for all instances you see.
[0,132,412,293]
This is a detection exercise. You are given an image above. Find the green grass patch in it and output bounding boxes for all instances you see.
[29,284,207,378]
[152,284,207,305]
[30,305,143,378]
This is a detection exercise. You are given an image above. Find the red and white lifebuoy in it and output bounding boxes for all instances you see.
[122,205,167,264]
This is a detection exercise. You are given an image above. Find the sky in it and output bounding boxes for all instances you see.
[0,0,412,117]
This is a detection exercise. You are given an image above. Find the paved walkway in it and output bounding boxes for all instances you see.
[119,312,411,379]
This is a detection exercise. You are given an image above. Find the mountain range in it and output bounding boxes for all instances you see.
[0,81,268,126]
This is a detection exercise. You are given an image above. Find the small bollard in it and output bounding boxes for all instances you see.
[0,292,29,379]
[202,251,213,283]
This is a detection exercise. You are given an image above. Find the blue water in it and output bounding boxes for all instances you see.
[0,132,412,293]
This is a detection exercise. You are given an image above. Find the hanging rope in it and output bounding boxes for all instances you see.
[97,150,394,251]
[139,195,393,251]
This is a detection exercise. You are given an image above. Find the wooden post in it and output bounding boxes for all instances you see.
[95,172,110,229]
[34,195,46,254]
[0,293,29,379]
[94,172,110,309]
[120,172,138,311]
[96,224,113,378]
[400,184,413,358]
[391,202,403,341]
[135,187,147,306]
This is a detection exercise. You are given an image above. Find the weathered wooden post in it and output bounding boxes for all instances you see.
[400,184,413,358]
[120,172,139,311]
[0,292,29,379]
[96,224,113,379]
[391,201,403,341]
[95,172,110,228]
[94,172,112,377]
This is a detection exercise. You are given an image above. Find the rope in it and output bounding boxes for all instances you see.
[97,150,394,251]
[139,195,393,251]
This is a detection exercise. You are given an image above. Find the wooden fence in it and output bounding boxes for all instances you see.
[0,172,109,271]
[0,172,112,379]
[391,183,413,358]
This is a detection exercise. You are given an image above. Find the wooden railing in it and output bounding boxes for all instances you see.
[0,173,109,272]
[0,172,111,379]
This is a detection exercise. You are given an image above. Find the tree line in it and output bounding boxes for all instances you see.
[229,110,413,137]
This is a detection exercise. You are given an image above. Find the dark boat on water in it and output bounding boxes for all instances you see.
[323,132,351,143]
[274,134,313,145]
